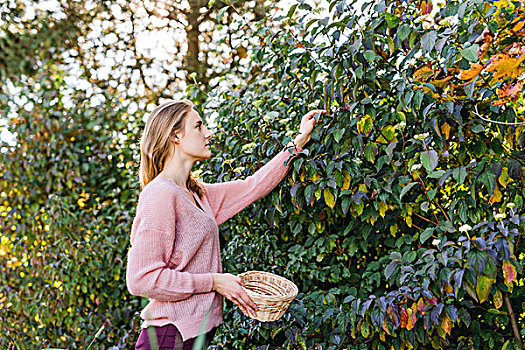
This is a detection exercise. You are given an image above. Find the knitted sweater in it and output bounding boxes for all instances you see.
[126,148,300,341]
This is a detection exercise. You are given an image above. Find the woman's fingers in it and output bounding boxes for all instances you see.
[305,110,326,119]
[233,295,257,317]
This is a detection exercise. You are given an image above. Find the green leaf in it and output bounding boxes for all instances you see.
[421,31,437,53]
[398,24,411,41]
[334,128,344,143]
[420,228,434,244]
[364,50,376,63]
[460,44,480,62]
[385,13,400,28]
[400,182,418,201]
[421,150,439,173]
[217,6,229,22]
[385,261,398,280]
[364,143,378,163]
[470,124,484,133]
[287,4,298,18]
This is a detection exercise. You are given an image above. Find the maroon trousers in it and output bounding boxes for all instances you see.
[135,324,216,350]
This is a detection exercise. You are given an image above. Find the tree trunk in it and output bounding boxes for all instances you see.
[185,0,209,87]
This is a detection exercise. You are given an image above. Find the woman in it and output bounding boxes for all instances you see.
[126,99,324,349]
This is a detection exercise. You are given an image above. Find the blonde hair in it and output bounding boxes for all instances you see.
[138,99,205,197]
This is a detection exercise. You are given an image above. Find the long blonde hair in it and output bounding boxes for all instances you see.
[139,99,205,197]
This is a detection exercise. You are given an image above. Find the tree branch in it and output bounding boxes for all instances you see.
[473,105,525,126]
[504,291,523,349]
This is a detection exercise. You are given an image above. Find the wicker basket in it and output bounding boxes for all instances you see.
[239,271,298,322]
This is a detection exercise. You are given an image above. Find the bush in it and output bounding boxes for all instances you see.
[197,0,525,348]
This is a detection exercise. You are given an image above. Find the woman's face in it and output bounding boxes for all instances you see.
[175,109,213,161]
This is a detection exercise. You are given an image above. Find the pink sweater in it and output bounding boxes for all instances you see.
[126,148,300,341]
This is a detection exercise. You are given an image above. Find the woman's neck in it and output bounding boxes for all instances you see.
[158,152,195,190]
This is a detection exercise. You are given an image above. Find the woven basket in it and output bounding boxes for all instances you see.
[239,270,298,322]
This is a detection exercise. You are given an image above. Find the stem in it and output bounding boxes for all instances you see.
[416,177,441,226]
[503,291,523,349]
[414,212,438,226]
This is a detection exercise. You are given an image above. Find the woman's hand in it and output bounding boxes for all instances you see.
[290,109,326,149]
[212,273,258,318]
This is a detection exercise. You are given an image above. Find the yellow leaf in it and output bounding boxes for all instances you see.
[441,122,451,140]
[429,75,454,89]
[299,170,306,182]
[357,114,374,135]
[494,0,508,8]
[379,201,388,218]
[311,172,320,184]
[493,289,503,309]
[378,125,397,143]
[355,202,364,215]
[315,187,322,200]
[476,275,494,303]
[406,303,417,330]
[358,184,368,193]
[489,183,502,204]
[342,170,351,190]
[406,216,412,228]
[499,167,512,188]
[324,188,336,209]
[390,224,398,237]
[413,65,434,82]
[459,63,484,81]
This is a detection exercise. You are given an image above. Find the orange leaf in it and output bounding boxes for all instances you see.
[425,296,438,305]
[441,122,451,139]
[382,316,391,335]
[443,282,454,295]
[400,307,408,328]
[489,183,503,204]
[513,20,525,33]
[421,0,433,15]
[441,314,452,335]
[474,27,494,59]
[459,63,484,81]
[417,297,426,314]
[498,82,523,99]
[486,55,525,80]
[503,260,517,287]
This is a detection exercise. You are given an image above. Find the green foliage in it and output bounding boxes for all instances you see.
[196,0,525,348]
[0,65,143,348]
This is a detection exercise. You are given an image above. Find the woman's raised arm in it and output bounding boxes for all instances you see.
[204,109,325,225]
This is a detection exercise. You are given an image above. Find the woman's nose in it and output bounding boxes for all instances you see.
[204,128,213,139]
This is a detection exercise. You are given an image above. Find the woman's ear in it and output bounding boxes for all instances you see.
[170,131,181,144]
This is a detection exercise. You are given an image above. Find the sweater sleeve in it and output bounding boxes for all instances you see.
[126,182,213,301]
[204,147,301,226]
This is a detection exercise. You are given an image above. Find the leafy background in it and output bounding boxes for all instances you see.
[1,0,524,349]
